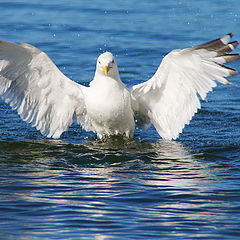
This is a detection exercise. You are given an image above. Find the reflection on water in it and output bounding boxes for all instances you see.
[0,139,207,204]
[0,138,217,191]
[0,139,240,239]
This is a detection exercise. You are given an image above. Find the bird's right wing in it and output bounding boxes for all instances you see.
[0,40,89,138]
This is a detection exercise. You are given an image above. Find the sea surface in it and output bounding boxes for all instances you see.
[0,1,240,239]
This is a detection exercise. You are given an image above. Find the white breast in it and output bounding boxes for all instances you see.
[84,77,135,138]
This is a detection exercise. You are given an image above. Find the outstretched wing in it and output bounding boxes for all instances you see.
[131,33,239,140]
[0,40,87,138]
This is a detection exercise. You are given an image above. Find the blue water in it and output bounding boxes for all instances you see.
[0,1,240,239]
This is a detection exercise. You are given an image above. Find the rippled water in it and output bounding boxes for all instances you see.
[0,1,240,239]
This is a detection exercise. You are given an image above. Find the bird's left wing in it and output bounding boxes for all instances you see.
[131,34,239,140]
[0,40,88,138]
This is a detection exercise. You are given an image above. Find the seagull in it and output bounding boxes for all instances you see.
[0,33,239,140]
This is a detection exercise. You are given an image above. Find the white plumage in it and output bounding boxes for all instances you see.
[0,34,239,140]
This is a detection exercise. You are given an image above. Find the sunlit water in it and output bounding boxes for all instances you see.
[0,1,240,239]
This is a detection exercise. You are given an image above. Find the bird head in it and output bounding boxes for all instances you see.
[96,52,119,79]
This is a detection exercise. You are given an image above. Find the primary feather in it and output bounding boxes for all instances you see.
[0,34,239,140]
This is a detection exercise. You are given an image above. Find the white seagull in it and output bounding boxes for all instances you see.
[0,34,239,140]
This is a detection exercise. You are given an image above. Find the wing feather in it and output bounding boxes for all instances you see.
[0,40,87,138]
[131,33,239,140]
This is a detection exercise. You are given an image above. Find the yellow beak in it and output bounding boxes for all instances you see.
[103,66,109,75]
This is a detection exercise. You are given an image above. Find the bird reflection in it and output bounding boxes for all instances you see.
[1,138,221,236]
[1,138,213,204]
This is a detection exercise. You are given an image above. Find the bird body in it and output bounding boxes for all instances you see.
[84,72,135,138]
[0,34,239,140]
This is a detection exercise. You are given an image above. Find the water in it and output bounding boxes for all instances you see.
[0,0,240,239]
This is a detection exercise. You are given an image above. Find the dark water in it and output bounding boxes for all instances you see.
[0,1,240,239]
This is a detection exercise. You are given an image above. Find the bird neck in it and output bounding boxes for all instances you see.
[91,70,124,88]
[93,67,121,82]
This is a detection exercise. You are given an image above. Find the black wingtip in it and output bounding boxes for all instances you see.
[229,41,239,49]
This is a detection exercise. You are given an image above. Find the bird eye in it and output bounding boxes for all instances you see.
[111,59,115,63]
[98,60,101,64]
